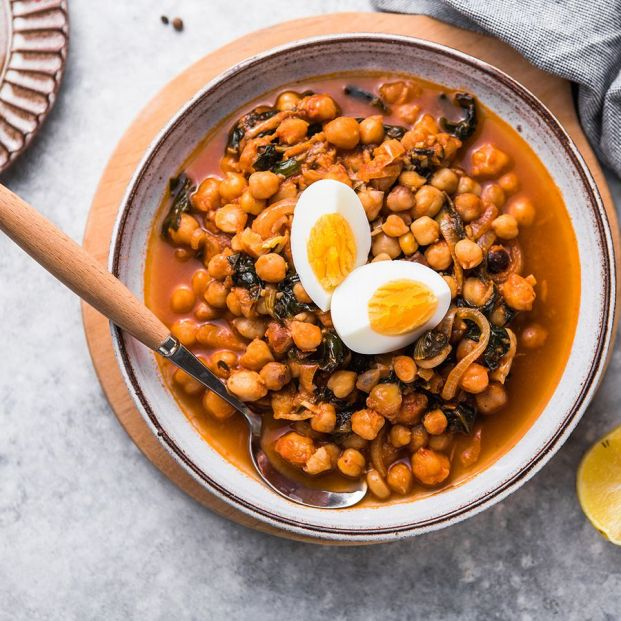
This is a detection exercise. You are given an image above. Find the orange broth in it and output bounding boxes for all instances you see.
[145,73,580,505]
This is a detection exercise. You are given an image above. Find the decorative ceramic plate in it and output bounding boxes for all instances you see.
[0,0,68,172]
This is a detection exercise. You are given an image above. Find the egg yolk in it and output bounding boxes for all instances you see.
[307,213,357,291]
[368,279,438,335]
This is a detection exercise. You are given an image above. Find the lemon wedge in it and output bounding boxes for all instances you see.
[577,425,621,544]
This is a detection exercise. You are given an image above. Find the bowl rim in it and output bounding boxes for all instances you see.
[109,32,617,542]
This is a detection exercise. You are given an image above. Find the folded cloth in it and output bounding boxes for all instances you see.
[373,0,621,177]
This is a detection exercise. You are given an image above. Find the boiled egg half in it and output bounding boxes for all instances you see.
[290,179,371,311]
[331,261,452,354]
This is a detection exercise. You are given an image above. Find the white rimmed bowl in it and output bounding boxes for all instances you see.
[110,34,616,544]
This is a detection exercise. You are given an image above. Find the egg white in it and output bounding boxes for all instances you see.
[290,179,371,311]
[330,260,452,355]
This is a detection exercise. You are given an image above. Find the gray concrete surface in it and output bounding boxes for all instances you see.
[1,1,620,619]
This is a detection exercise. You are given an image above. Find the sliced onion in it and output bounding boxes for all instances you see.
[416,344,452,369]
[491,328,517,384]
[370,426,387,477]
[441,308,491,400]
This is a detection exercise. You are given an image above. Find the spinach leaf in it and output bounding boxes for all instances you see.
[253,144,282,171]
[440,92,477,141]
[273,158,301,178]
[267,274,315,320]
[226,107,278,155]
[161,173,195,238]
[227,253,264,297]
[289,331,349,374]
[463,321,511,371]
[307,123,323,137]
[344,85,388,112]
[444,402,477,434]
[413,330,449,361]
[383,124,407,139]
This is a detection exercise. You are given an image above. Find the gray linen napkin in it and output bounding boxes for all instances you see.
[372,0,621,178]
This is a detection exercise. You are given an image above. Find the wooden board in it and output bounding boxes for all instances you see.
[81,12,619,543]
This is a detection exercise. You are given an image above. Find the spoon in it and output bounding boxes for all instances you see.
[0,184,367,508]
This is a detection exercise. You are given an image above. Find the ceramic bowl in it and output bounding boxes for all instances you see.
[110,34,616,543]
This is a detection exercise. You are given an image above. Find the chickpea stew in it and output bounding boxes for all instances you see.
[145,73,580,505]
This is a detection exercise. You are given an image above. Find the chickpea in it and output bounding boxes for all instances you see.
[327,370,357,398]
[367,469,391,500]
[501,273,536,311]
[311,403,337,433]
[324,116,360,150]
[195,302,219,321]
[239,339,274,371]
[275,90,301,111]
[192,177,221,212]
[411,448,450,485]
[366,383,402,418]
[492,214,519,240]
[471,143,510,178]
[259,362,291,391]
[481,183,506,208]
[409,425,429,452]
[521,323,548,349]
[197,324,244,351]
[397,392,428,425]
[173,368,203,396]
[456,338,479,361]
[254,253,287,283]
[305,444,340,475]
[351,408,385,441]
[506,196,536,226]
[204,280,229,308]
[169,213,199,246]
[423,409,448,435]
[209,350,238,378]
[226,290,243,316]
[249,171,281,200]
[227,369,267,402]
[274,431,315,466]
[455,239,483,269]
[411,216,440,246]
[430,168,459,194]
[219,172,247,201]
[428,433,453,452]
[498,171,519,194]
[387,463,413,495]
[191,268,210,295]
[454,193,483,223]
[239,190,266,216]
[372,253,392,263]
[215,204,247,234]
[301,94,338,122]
[232,318,267,340]
[443,274,458,299]
[380,80,417,104]
[387,185,416,212]
[457,176,481,196]
[463,277,493,307]
[393,355,417,383]
[389,425,412,448]
[275,117,308,144]
[372,233,401,259]
[414,185,444,218]
[337,448,366,478]
[398,232,418,256]
[358,188,384,221]
[290,320,322,351]
[396,102,420,124]
[382,214,410,237]
[459,363,489,394]
[475,382,508,415]
[425,241,452,270]
[399,170,427,191]
[293,282,313,304]
[359,115,385,144]
[170,286,195,313]
[207,253,233,281]
[171,318,197,347]
[203,391,236,420]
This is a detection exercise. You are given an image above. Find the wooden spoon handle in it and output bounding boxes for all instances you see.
[0,184,169,351]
